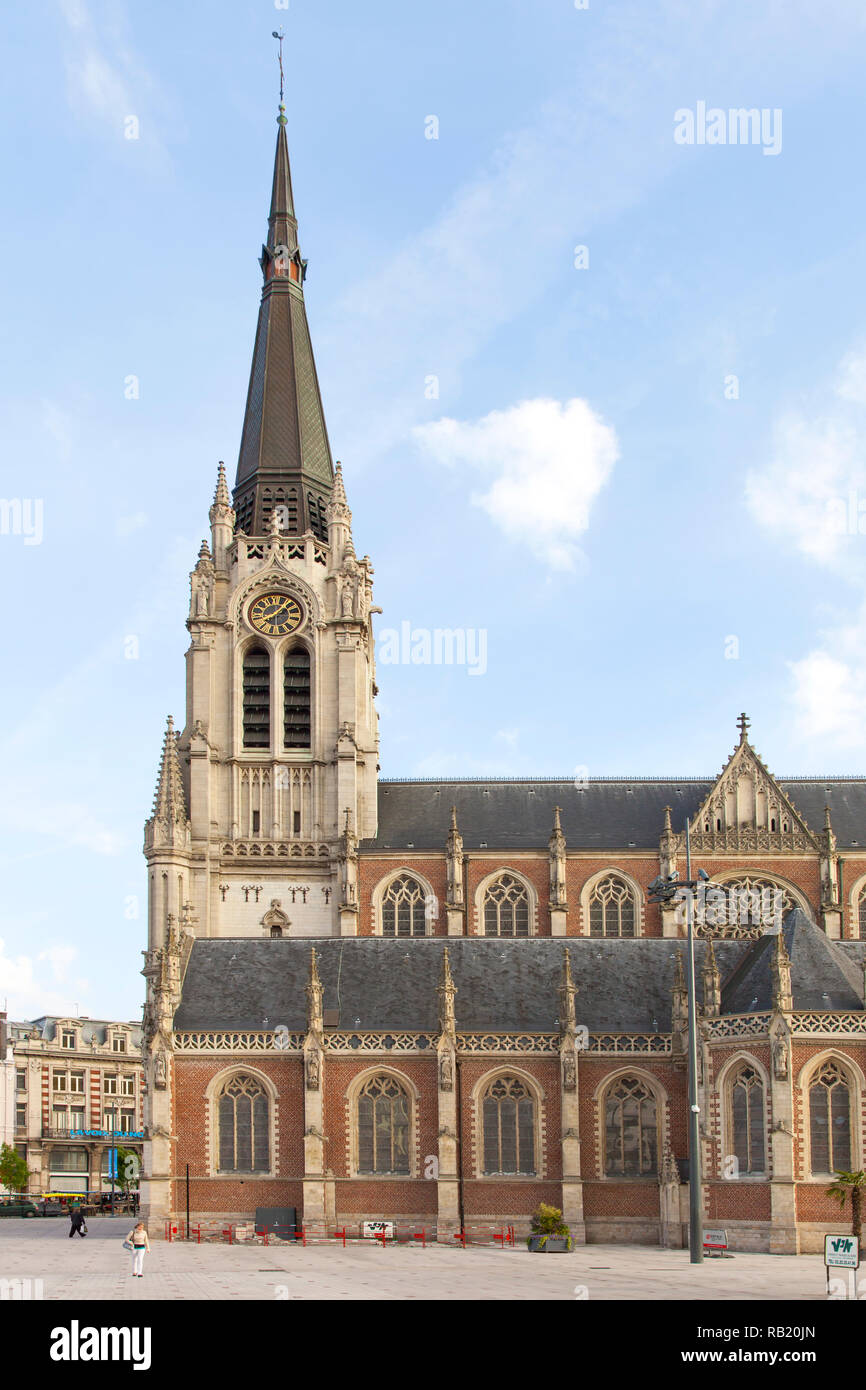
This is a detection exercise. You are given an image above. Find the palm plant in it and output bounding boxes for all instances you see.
[825,1170,865,1240]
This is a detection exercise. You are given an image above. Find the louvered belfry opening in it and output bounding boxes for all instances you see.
[243,647,270,748]
[307,492,328,542]
[283,646,311,748]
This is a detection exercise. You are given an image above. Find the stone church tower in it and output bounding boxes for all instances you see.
[140,108,379,1221]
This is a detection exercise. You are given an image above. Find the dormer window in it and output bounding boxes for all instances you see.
[112,1036,126,1054]
[61,1030,75,1049]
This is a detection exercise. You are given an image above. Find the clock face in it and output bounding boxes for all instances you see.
[248,592,303,637]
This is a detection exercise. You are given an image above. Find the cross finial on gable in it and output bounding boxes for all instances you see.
[737,712,750,743]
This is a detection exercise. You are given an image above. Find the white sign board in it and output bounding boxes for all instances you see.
[361,1221,394,1240]
[824,1234,859,1269]
[703,1228,728,1250]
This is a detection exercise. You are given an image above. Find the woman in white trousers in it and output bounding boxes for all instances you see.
[128,1221,150,1277]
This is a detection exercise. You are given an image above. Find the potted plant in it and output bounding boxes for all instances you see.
[527,1202,572,1252]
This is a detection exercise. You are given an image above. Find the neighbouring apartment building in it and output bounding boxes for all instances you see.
[1,1015,143,1197]
[138,101,866,1253]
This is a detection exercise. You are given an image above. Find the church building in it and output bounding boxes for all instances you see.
[139,106,866,1253]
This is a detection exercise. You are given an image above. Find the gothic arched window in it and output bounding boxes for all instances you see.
[701,878,793,937]
[604,1076,658,1176]
[730,1064,765,1175]
[809,1061,852,1175]
[357,1075,410,1174]
[381,875,427,937]
[482,1076,536,1175]
[589,875,636,937]
[283,647,311,749]
[858,888,866,940]
[217,1075,270,1172]
[483,875,530,937]
[242,646,270,749]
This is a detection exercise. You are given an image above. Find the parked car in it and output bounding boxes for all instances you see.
[37,1199,67,1217]
[0,1198,38,1218]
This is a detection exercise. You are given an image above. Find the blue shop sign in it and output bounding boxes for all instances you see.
[68,1129,144,1140]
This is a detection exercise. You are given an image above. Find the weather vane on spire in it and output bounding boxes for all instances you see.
[272,29,285,105]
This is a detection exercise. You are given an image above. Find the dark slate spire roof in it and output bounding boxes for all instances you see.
[233,107,333,539]
[722,908,865,1013]
[364,778,866,851]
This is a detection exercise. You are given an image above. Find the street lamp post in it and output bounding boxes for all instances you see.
[684,818,703,1264]
[648,816,709,1265]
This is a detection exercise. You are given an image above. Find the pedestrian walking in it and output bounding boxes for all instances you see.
[68,1205,87,1238]
[126,1220,150,1277]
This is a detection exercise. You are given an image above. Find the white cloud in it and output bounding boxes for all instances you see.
[788,604,866,750]
[745,351,866,574]
[58,0,167,156]
[0,937,88,1020]
[835,350,866,405]
[0,798,126,857]
[413,397,618,570]
[747,350,866,752]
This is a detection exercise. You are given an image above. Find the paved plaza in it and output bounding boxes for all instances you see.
[0,1217,841,1300]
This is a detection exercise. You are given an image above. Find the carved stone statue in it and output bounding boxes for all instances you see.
[562,1050,576,1091]
[154,1050,168,1090]
[305,1047,321,1090]
[194,580,209,617]
[773,1036,788,1080]
[339,559,359,619]
[439,1052,453,1091]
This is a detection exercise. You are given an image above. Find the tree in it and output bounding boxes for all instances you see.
[0,1143,30,1194]
[826,1170,866,1240]
[115,1146,140,1197]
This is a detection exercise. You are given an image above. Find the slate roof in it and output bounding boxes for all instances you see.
[233,116,333,536]
[172,923,865,1035]
[722,909,865,1014]
[12,1017,143,1047]
[362,778,866,851]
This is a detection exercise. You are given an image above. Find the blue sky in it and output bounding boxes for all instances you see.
[3,0,866,1019]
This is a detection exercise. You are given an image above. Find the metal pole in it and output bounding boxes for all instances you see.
[685,818,703,1263]
[186,1163,190,1239]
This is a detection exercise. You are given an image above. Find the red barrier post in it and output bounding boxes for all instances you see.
[413,1229,426,1249]
[452,1229,467,1248]
[333,1227,346,1247]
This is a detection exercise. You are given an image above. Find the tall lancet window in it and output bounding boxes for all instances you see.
[283,647,311,748]
[809,1061,852,1174]
[242,647,270,749]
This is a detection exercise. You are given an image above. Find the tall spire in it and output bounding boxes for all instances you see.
[151,716,187,824]
[233,109,334,538]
